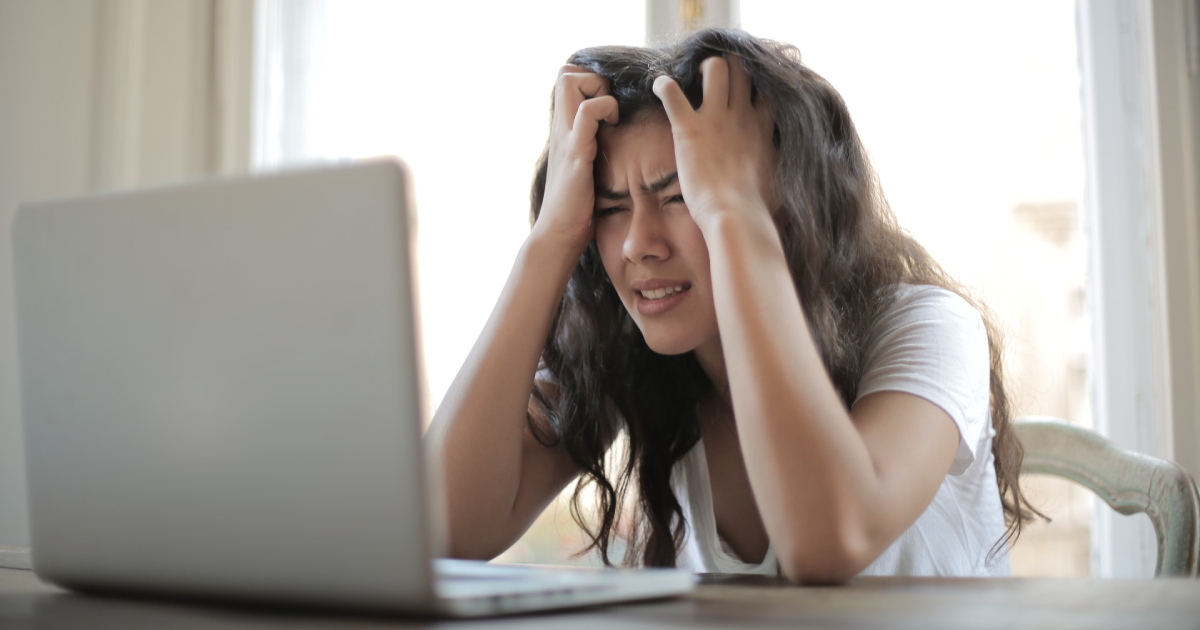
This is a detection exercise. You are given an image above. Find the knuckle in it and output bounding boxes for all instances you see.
[557,75,585,95]
[576,99,607,118]
[576,106,597,120]
[561,71,607,93]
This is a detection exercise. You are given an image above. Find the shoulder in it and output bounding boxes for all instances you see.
[858,284,992,475]
[863,282,989,376]
[527,367,562,438]
[864,284,993,470]
[864,284,987,364]
[876,284,984,331]
[530,365,620,449]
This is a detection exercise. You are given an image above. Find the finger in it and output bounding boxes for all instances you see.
[728,55,752,109]
[700,56,730,110]
[570,73,610,99]
[652,75,694,128]
[571,95,620,143]
[556,72,611,130]
[559,64,586,77]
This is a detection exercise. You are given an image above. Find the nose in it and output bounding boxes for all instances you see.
[621,201,669,264]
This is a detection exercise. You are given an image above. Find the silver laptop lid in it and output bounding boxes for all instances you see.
[13,160,438,610]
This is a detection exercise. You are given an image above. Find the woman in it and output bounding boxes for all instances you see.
[426,28,1039,582]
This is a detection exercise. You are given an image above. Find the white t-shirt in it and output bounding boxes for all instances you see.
[672,284,1010,577]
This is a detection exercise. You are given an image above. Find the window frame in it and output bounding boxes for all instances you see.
[1077,0,1200,578]
[248,0,1200,578]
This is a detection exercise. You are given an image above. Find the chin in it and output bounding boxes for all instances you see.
[640,331,701,356]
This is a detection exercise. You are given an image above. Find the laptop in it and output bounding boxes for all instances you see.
[11,159,695,616]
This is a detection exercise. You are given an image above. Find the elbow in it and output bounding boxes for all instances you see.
[776,521,875,584]
[444,518,510,561]
[445,540,500,562]
[443,510,516,562]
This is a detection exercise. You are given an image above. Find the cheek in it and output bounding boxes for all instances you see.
[595,223,624,279]
[672,219,713,278]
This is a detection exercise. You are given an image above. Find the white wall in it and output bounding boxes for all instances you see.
[0,0,250,548]
[0,0,101,548]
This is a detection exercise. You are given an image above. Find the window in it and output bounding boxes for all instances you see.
[254,0,644,566]
[256,0,1197,575]
[740,0,1092,576]
[256,0,643,419]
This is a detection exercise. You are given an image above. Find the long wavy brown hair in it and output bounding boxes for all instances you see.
[527,28,1041,569]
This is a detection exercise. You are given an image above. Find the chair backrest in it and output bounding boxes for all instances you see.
[1014,417,1200,577]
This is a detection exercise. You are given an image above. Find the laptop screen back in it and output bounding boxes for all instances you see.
[13,160,437,610]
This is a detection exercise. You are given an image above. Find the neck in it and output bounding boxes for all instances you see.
[693,337,731,406]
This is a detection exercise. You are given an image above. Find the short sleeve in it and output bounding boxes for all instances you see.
[853,286,991,476]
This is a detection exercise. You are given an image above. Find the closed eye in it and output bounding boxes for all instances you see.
[594,206,626,218]
[664,194,685,205]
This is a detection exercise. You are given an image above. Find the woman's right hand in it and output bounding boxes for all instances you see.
[530,65,619,259]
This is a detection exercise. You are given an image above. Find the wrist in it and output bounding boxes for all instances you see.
[694,199,779,246]
[521,230,586,278]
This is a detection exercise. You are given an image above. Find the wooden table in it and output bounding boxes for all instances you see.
[2,566,1199,629]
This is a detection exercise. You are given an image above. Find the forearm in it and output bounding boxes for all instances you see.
[698,210,882,580]
[425,235,578,554]
[653,53,956,581]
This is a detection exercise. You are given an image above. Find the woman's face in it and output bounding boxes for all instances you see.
[594,112,720,356]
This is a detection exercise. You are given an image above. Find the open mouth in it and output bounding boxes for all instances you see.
[637,283,691,301]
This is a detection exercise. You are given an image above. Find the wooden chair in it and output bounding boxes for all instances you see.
[1014,417,1200,577]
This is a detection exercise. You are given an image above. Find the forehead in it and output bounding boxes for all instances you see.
[595,112,676,187]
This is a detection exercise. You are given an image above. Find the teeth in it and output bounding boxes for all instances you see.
[639,285,687,300]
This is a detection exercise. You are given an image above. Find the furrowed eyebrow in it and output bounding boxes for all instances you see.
[595,186,629,201]
[595,172,679,201]
[642,172,678,195]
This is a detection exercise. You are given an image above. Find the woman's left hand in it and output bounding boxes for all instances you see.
[653,55,776,229]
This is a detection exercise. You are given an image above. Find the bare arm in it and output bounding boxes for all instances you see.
[654,57,960,582]
[699,210,958,582]
[424,238,579,559]
[424,67,619,560]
